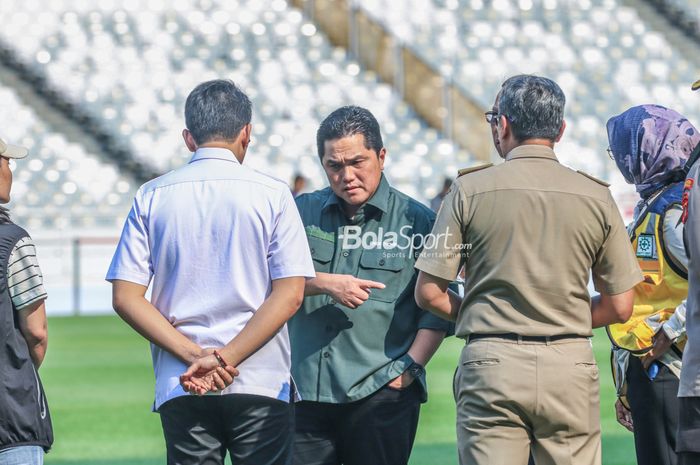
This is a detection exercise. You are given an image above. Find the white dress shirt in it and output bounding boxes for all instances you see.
[106,147,315,410]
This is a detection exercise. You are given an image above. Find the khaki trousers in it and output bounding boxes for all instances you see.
[454,337,601,465]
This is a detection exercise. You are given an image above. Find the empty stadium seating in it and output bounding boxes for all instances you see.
[355,0,700,186]
[0,83,135,232]
[0,0,471,207]
[650,0,700,37]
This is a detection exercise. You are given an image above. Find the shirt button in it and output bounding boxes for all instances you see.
[342,251,350,257]
[310,248,315,254]
[379,259,385,266]
[322,352,330,358]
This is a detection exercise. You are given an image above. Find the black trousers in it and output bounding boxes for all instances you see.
[677,396,700,465]
[627,356,679,465]
[159,394,293,465]
[292,383,421,465]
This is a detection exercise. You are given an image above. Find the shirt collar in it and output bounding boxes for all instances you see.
[322,173,391,214]
[505,145,559,162]
[189,147,241,164]
[366,174,391,213]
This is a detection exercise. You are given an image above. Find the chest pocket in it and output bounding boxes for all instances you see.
[358,249,408,303]
[308,236,335,273]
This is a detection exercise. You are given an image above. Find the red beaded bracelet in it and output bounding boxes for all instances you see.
[213,350,229,368]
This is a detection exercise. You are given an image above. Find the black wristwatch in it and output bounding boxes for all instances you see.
[407,362,425,379]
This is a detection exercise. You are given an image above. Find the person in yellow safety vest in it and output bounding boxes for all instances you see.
[606,104,700,465]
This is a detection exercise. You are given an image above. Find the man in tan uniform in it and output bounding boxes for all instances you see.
[414,74,642,465]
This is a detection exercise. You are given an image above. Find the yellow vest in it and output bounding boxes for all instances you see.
[607,205,687,353]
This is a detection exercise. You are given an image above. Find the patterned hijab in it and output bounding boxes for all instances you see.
[607,104,700,199]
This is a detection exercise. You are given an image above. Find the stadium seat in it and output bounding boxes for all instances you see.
[354,0,700,190]
[0,0,472,209]
[0,84,135,231]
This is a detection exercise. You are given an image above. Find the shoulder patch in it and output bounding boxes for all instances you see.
[576,170,610,187]
[682,178,694,224]
[458,163,493,177]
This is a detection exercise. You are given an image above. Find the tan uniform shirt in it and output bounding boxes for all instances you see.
[416,144,643,338]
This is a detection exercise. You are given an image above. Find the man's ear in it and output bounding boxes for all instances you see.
[240,124,252,150]
[182,129,197,152]
[555,120,566,143]
[498,115,510,140]
[378,147,386,170]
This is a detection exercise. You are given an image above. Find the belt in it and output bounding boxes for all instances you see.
[468,333,587,343]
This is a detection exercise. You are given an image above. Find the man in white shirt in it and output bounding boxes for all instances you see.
[106,79,315,465]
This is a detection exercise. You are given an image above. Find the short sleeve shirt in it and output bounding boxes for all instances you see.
[8,237,47,310]
[106,147,316,409]
[416,145,643,338]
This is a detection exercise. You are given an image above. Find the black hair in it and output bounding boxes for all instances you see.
[184,79,252,145]
[316,106,384,159]
[498,75,565,142]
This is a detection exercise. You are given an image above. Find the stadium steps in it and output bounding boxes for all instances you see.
[0,46,158,185]
[634,0,700,68]
[288,0,493,163]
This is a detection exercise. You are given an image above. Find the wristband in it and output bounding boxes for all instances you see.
[407,361,425,379]
[213,350,229,368]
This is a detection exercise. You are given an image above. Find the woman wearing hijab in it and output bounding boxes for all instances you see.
[0,137,53,465]
[606,105,699,465]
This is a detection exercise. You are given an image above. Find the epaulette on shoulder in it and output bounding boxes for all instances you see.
[576,170,610,187]
[458,163,493,177]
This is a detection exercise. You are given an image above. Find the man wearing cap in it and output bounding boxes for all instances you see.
[106,80,315,465]
[676,78,700,465]
[290,105,451,465]
[0,138,53,465]
[414,74,642,465]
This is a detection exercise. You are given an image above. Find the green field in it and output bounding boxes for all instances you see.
[40,316,636,465]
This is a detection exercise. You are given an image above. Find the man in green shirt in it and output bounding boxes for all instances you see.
[290,106,450,465]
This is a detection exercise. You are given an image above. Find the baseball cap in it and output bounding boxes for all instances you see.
[693,79,700,92]
[0,137,28,159]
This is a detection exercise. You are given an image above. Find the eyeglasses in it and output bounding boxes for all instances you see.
[606,147,614,160]
[484,111,499,125]
[485,111,516,125]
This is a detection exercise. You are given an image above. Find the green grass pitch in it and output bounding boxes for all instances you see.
[40,316,636,465]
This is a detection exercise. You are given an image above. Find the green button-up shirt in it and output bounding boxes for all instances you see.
[290,175,451,403]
